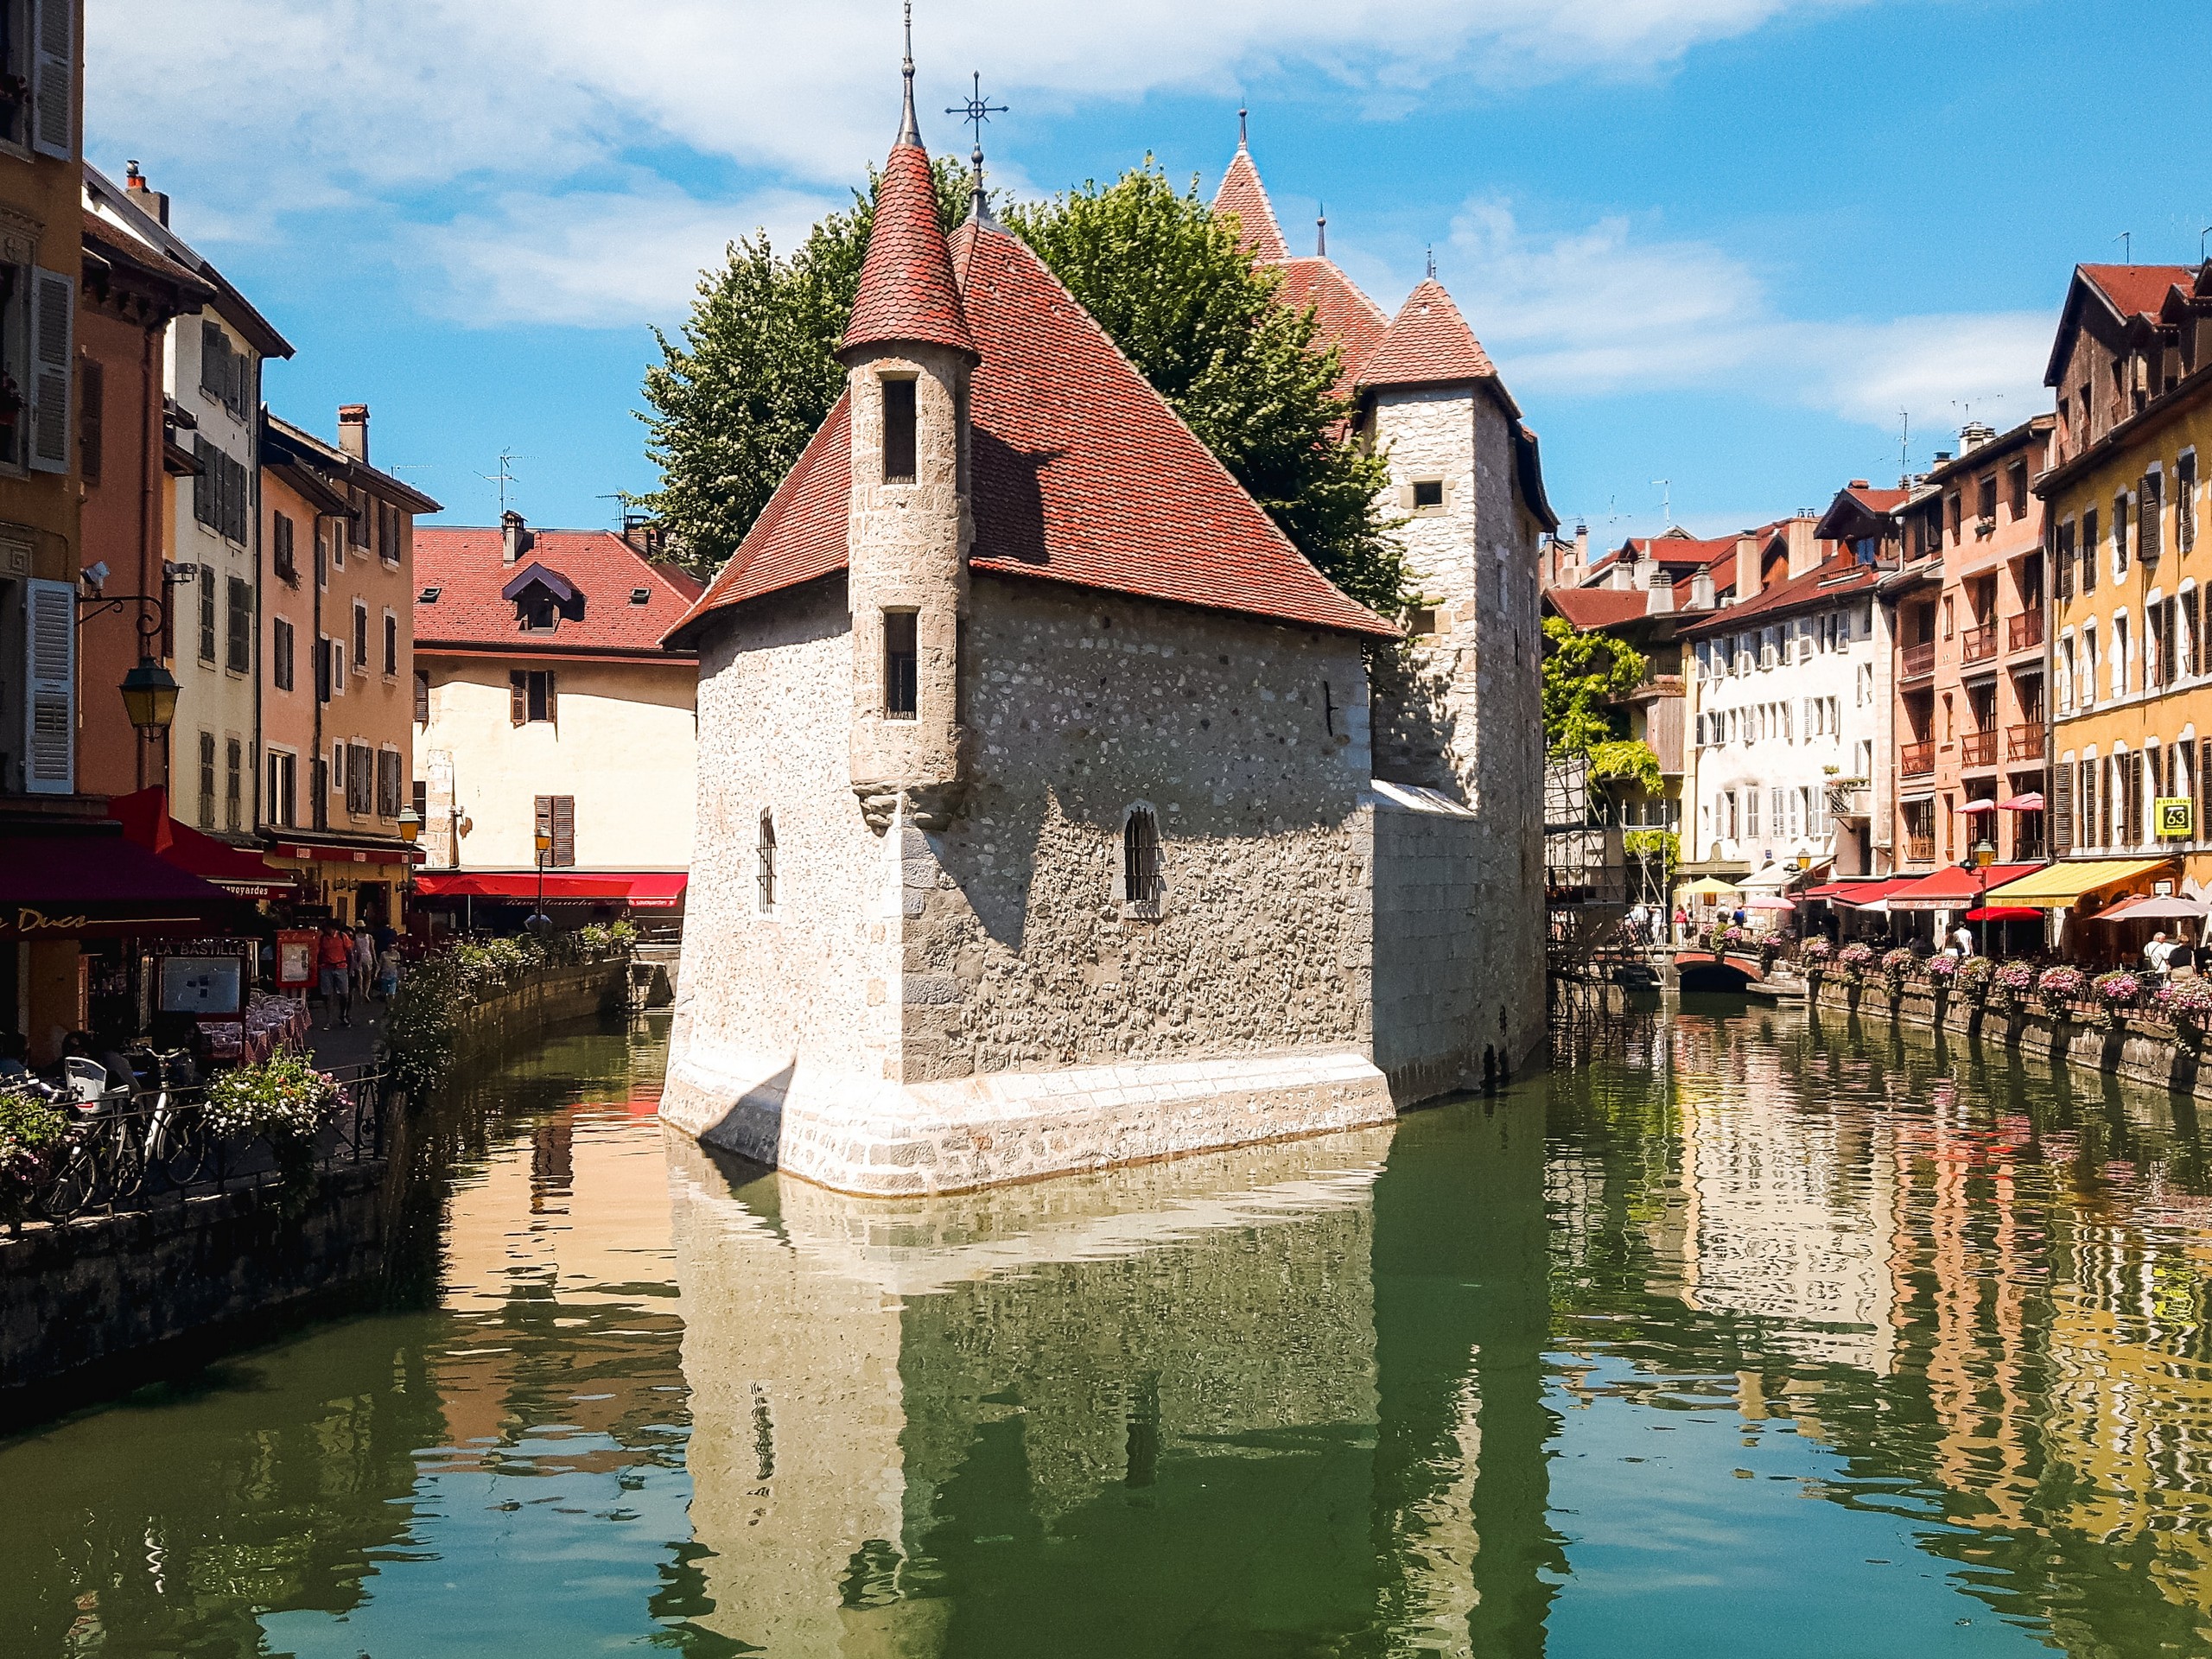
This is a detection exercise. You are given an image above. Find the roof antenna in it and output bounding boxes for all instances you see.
[947,71,1007,223]
[1238,106,1249,149]
[477,450,524,514]
[1426,245,1435,279]
[2199,222,2211,263]
[897,1,920,145]
[1652,478,1672,525]
[2117,228,2133,266]
[1316,201,1326,258]
[1897,407,1910,487]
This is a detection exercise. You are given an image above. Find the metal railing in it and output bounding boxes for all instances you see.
[1902,741,1936,777]
[2007,722,2046,761]
[2009,611,2044,652]
[1904,834,1937,863]
[1961,624,1999,664]
[23,1065,389,1224]
[1902,641,1937,680]
[1961,729,1998,767]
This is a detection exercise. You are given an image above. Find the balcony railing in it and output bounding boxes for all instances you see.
[1902,741,1936,777]
[1960,729,1998,767]
[2006,722,2045,761]
[1904,834,1936,863]
[2009,611,2044,652]
[1902,641,1936,680]
[1961,624,1999,665]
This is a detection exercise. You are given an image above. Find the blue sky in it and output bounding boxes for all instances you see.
[87,0,2212,548]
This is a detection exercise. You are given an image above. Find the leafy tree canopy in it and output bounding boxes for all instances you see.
[1541,613,1648,757]
[639,159,1407,619]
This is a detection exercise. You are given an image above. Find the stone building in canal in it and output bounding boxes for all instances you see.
[658,68,1552,1195]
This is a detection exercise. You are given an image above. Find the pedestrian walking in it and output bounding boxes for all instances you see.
[318,924,353,1029]
[352,925,379,1001]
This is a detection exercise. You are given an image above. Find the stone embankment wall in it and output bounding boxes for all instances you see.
[1808,976,2212,1103]
[0,958,627,1421]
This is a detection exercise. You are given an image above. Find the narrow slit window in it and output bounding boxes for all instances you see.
[884,610,918,718]
[881,377,917,482]
[1123,807,1161,906]
[758,810,778,914]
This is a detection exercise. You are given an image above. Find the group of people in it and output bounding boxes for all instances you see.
[2142,931,2202,981]
[314,919,403,1030]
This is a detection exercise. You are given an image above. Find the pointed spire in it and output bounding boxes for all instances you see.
[1211,138,1287,264]
[969,143,990,224]
[1359,277,1497,393]
[1316,202,1326,259]
[1238,106,1249,149]
[842,38,976,362]
[897,2,920,145]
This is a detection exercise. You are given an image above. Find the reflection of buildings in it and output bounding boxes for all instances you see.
[670,1099,1556,1656]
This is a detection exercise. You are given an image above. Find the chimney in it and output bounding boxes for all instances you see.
[1933,449,1953,465]
[1574,523,1590,569]
[1688,569,1717,611]
[337,404,369,462]
[1645,575,1675,615]
[1734,532,1758,601]
[502,510,531,565]
[124,160,170,227]
[1959,422,1995,454]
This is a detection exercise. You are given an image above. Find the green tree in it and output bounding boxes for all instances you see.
[1541,614,1648,756]
[1005,163,1405,619]
[637,161,971,577]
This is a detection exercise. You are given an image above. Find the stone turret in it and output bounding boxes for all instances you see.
[838,58,978,833]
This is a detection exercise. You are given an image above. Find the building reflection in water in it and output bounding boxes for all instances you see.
[669,1093,1560,1657]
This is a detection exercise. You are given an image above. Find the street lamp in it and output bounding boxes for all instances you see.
[530,827,553,937]
[118,657,180,736]
[1967,835,1997,957]
[396,808,422,929]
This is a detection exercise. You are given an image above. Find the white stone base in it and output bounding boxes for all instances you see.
[658,1040,1398,1198]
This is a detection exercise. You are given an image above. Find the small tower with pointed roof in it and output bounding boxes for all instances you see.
[839,38,977,830]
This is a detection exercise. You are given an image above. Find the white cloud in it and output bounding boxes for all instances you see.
[1437,198,2048,439]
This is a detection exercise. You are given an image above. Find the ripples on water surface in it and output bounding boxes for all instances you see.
[6,1000,2212,1656]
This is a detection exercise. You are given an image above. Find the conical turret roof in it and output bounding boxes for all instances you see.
[1211,146,1288,264]
[1359,277,1498,393]
[840,124,976,361]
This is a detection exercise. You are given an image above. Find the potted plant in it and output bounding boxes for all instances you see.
[1993,960,2036,1010]
[1925,953,1961,999]
[2158,976,2212,1034]
[1881,947,1918,995]
[201,1051,344,1207]
[2091,970,2142,1030]
[0,1084,73,1232]
[1800,938,1833,983]
[1838,942,1874,987]
[1955,955,1995,1003]
[2036,965,2086,1020]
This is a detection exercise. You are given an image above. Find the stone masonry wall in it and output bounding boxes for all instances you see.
[902,576,1377,1083]
[1367,783,1497,1100]
[671,575,901,1116]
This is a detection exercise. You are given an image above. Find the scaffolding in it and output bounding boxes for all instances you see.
[1544,754,1630,978]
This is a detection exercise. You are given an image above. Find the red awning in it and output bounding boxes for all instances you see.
[413,872,687,907]
[1963,906,2044,923]
[110,785,298,899]
[269,838,425,868]
[0,825,242,938]
[1885,862,2044,912]
[1802,876,1916,908]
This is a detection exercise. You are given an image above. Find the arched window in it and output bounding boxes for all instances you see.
[1122,806,1161,910]
[757,810,778,915]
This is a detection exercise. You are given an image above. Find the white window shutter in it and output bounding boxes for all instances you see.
[23,578,74,794]
[30,0,74,160]
[28,267,73,474]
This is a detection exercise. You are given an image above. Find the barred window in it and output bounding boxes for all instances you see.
[758,810,778,915]
[1122,805,1162,910]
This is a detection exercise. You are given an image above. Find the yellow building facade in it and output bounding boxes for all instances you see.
[2039,360,2212,925]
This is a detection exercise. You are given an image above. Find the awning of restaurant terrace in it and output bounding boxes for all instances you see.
[109,786,298,900]
[412,872,690,908]
[0,823,242,938]
[1982,858,2175,908]
[1883,862,2044,912]
[1802,876,1918,910]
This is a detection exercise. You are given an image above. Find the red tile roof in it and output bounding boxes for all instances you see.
[1842,485,1907,513]
[1211,147,1288,264]
[672,211,1396,645]
[2078,263,2193,323]
[1274,256,1390,397]
[1675,550,1878,636]
[416,528,703,656]
[839,139,976,360]
[1546,588,1653,630]
[1359,279,1498,392]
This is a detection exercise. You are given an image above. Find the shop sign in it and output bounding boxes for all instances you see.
[2157,798,2195,840]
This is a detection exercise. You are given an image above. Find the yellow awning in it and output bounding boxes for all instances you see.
[1982,858,2175,908]
[1678,876,1739,898]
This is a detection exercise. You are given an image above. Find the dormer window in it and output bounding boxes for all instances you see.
[521,593,557,632]
[499,561,581,633]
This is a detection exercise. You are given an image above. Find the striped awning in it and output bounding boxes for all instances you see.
[1982,858,2174,909]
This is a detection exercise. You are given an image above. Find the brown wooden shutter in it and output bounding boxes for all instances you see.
[2050,760,2073,851]
[543,670,557,724]
[511,670,527,725]
[552,796,575,868]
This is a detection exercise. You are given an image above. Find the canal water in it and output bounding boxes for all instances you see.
[6,1000,2212,1656]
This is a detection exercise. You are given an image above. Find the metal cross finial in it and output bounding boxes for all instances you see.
[948,72,1005,149]
[1316,202,1326,258]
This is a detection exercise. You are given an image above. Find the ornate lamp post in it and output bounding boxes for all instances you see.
[396,808,421,929]
[530,827,553,937]
[1967,836,1997,957]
